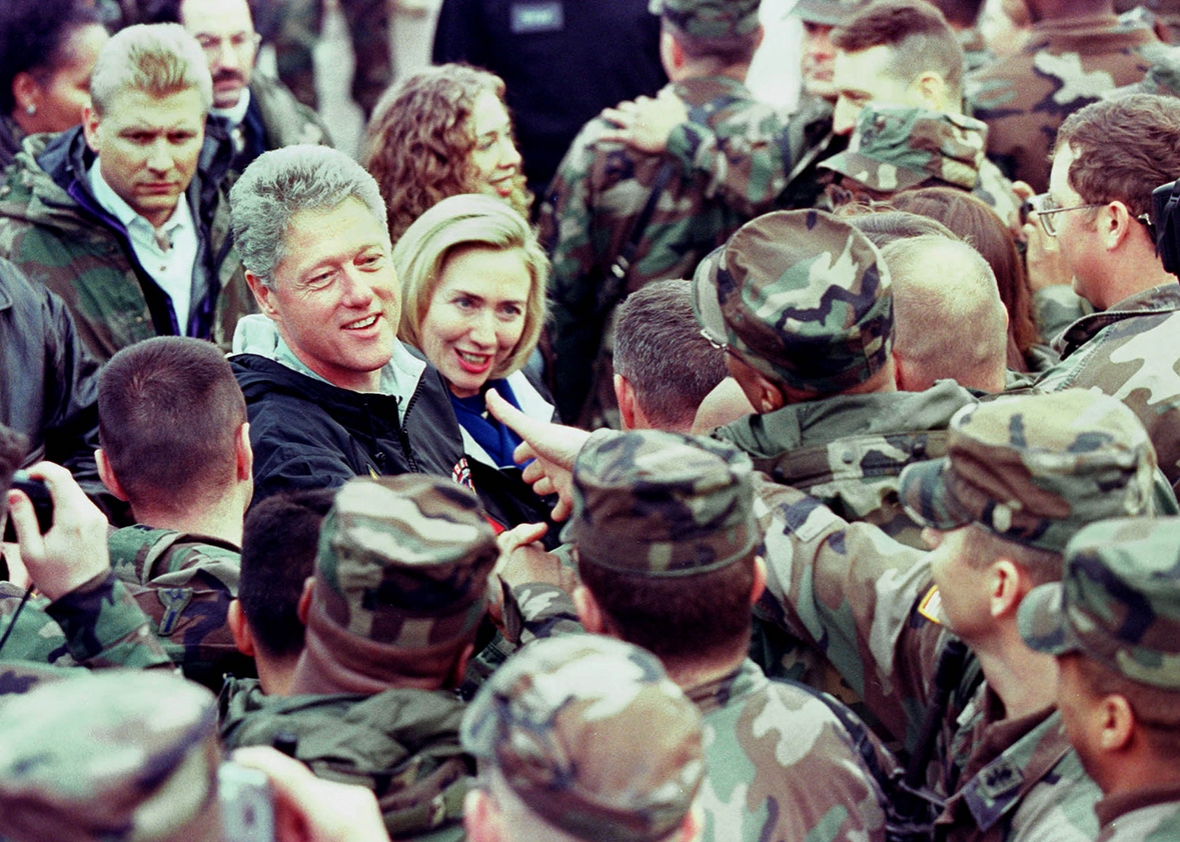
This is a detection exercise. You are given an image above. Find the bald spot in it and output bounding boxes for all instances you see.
[882,235,1008,392]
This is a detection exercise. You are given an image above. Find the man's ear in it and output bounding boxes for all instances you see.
[227,599,256,657]
[574,584,607,635]
[296,577,315,625]
[235,422,254,482]
[1100,201,1135,252]
[245,272,278,317]
[95,449,129,501]
[615,374,638,431]
[81,104,102,154]
[1098,693,1136,753]
[750,556,767,606]
[989,558,1030,620]
[912,71,949,111]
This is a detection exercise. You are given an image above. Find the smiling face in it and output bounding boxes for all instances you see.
[467,90,523,200]
[83,86,206,228]
[250,197,399,392]
[418,245,531,397]
[18,23,109,135]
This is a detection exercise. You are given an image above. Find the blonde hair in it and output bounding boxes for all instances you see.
[392,193,548,381]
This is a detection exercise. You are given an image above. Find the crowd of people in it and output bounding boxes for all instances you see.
[2,0,1180,839]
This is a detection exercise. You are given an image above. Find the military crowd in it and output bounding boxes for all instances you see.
[3,0,1180,840]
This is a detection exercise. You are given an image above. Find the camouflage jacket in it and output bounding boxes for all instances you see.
[1033,284,1180,492]
[0,570,172,671]
[967,13,1162,191]
[690,659,890,842]
[1095,785,1180,841]
[0,128,253,362]
[713,379,978,547]
[754,483,1102,842]
[540,74,807,424]
[219,678,470,841]
[107,525,250,690]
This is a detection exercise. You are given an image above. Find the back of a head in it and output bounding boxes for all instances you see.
[882,234,1008,392]
[567,430,762,668]
[230,144,388,289]
[291,474,499,695]
[0,671,223,842]
[0,0,102,116]
[832,0,964,97]
[1055,94,1180,221]
[841,206,958,248]
[362,64,505,242]
[890,186,1038,355]
[98,336,246,513]
[239,487,337,660]
[655,0,763,68]
[461,634,704,842]
[88,23,212,115]
[614,279,728,431]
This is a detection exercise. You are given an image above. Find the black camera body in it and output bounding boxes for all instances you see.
[1151,179,1180,276]
[2,470,53,542]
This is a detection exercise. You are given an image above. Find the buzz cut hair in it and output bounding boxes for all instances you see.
[89,23,213,114]
[832,0,964,96]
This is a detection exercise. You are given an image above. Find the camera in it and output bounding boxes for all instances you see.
[219,761,275,842]
[1151,179,1180,276]
[2,471,54,542]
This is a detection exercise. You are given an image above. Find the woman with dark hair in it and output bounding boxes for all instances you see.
[0,0,109,169]
[362,64,531,245]
[890,186,1050,372]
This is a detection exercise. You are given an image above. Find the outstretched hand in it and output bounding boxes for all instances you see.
[486,390,590,521]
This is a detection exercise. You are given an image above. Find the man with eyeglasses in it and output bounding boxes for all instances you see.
[176,0,331,176]
[1030,93,1180,493]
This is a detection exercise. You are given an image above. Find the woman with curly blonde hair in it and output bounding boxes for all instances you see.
[362,64,532,244]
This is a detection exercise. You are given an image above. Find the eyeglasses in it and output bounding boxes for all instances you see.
[1029,193,1155,238]
[700,329,727,352]
[195,32,261,58]
[1028,193,1103,237]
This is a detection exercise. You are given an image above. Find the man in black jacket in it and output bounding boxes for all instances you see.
[228,145,468,503]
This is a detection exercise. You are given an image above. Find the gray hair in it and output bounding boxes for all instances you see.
[230,145,389,289]
[89,23,212,114]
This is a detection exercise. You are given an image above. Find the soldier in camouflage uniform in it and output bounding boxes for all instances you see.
[1019,517,1180,841]
[461,635,705,842]
[540,0,813,427]
[1028,95,1180,492]
[756,388,1162,842]
[0,24,253,363]
[220,474,500,841]
[967,0,1163,192]
[820,102,1021,224]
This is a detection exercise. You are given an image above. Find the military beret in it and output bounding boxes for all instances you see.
[564,430,761,576]
[1019,516,1180,689]
[461,635,704,842]
[899,390,1157,553]
[692,209,893,395]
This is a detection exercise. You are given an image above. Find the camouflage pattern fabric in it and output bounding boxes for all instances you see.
[899,390,1158,553]
[219,681,470,841]
[0,131,253,363]
[1115,0,1180,43]
[293,474,499,693]
[692,208,892,395]
[461,634,704,842]
[821,103,989,193]
[107,525,250,689]
[959,27,996,75]
[565,429,760,576]
[1020,516,1180,688]
[1032,285,1092,345]
[753,478,1102,842]
[652,0,761,37]
[264,0,392,116]
[1033,284,1180,492]
[0,670,218,842]
[966,13,1163,192]
[541,73,808,425]
[1095,801,1180,842]
[0,572,172,671]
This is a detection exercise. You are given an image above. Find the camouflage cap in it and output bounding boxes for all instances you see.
[649,0,761,38]
[1019,517,1180,689]
[461,635,704,842]
[692,209,893,394]
[563,430,761,577]
[791,0,868,25]
[0,671,220,842]
[899,390,1157,553]
[819,103,987,193]
[312,475,498,645]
